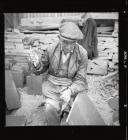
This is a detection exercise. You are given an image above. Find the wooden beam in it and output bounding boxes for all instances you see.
[20,13,118,27]
[90,12,118,19]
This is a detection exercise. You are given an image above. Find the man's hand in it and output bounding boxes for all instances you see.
[29,50,40,67]
[60,88,72,103]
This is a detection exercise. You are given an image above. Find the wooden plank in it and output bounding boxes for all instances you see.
[98,32,112,35]
[5,35,25,39]
[97,27,114,33]
[14,57,28,63]
[5,70,21,110]
[20,13,118,27]
[66,93,105,125]
[5,38,22,43]
[5,45,15,49]
[5,42,15,46]
[5,51,30,57]
[18,25,59,31]
[6,115,26,126]
[97,34,118,38]
[21,30,59,34]
[90,12,118,19]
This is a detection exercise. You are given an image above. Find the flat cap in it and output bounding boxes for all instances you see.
[59,22,83,40]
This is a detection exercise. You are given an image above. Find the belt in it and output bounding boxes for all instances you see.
[47,74,72,86]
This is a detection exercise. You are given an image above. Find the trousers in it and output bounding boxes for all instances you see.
[42,76,73,125]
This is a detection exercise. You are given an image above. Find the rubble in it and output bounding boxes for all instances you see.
[87,32,118,75]
[86,75,119,125]
[11,88,45,122]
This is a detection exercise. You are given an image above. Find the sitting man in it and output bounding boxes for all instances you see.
[29,22,88,125]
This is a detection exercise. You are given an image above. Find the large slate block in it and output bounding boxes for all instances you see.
[15,62,30,76]
[66,93,105,125]
[6,115,26,126]
[26,74,43,95]
[108,97,119,111]
[113,110,119,122]
[11,66,25,88]
[5,70,21,110]
[87,59,108,75]
[107,97,119,123]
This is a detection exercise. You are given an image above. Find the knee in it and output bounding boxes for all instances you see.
[45,103,60,116]
[44,103,60,125]
[45,103,54,112]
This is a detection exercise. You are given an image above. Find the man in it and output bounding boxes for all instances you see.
[78,13,98,60]
[29,22,88,125]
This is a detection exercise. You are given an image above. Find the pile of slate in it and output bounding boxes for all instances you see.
[87,74,119,125]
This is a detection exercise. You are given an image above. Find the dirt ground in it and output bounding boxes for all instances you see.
[86,74,119,125]
[7,73,119,126]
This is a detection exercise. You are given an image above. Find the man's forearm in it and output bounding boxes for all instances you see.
[68,79,88,96]
[31,60,48,75]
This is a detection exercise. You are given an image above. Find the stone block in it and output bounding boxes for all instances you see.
[26,74,43,95]
[66,93,105,125]
[5,70,21,110]
[6,115,26,126]
[11,66,25,88]
[87,59,108,75]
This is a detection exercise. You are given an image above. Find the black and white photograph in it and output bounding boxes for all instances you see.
[4,12,120,126]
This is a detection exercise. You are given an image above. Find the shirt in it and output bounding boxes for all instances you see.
[57,44,74,77]
[62,51,70,63]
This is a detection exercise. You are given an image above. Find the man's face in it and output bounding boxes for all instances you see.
[59,37,76,53]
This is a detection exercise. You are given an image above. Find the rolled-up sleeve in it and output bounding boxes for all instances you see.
[69,48,88,96]
[30,42,59,75]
